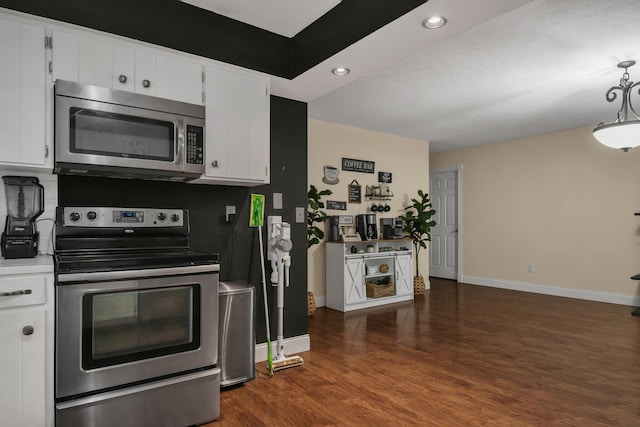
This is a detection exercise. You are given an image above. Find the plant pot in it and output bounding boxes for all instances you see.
[307,292,317,316]
[413,276,425,295]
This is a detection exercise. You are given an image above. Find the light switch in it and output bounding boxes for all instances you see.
[273,193,283,209]
[295,207,305,223]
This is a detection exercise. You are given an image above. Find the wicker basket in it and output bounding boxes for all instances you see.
[414,276,425,295]
[307,292,317,316]
[366,282,394,298]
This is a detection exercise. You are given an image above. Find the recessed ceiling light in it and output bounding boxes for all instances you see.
[422,15,447,29]
[331,67,351,76]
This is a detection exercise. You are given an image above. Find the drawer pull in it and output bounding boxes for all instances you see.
[22,325,34,336]
[0,289,33,297]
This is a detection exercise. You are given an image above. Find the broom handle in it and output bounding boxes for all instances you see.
[258,225,271,341]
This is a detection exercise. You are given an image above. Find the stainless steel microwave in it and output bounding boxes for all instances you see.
[54,80,205,181]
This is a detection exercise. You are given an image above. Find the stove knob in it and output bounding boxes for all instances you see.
[157,212,167,221]
[69,212,81,222]
[87,211,98,221]
[170,213,180,222]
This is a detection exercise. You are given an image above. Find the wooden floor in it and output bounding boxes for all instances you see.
[208,278,640,426]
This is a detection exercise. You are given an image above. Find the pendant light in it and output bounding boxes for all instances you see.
[593,60,640,152]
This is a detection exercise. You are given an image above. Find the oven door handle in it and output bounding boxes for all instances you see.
[57,264,220,283]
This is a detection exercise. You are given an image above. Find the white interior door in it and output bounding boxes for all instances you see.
[430,169,458,279]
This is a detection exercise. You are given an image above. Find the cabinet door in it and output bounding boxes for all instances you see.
[78,36,114,88]
[155,54,203,105]
[134,49,156,97]
[345,258,365,305]
[51,30,78,82]
[200,65,270,185]
[0,18,47,167]
[0,309,46,427]
[112,44,135,91]
[395,253,413,296]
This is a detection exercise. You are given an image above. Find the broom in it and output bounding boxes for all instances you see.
[250,194,273,376]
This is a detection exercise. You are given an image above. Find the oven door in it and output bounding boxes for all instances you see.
[56,268,218,400]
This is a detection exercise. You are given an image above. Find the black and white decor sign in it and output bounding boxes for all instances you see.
[342,158,375,174]
[378,172,392,183]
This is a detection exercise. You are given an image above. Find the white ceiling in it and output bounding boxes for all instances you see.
[195,0,640,153]
[179,0,342,37]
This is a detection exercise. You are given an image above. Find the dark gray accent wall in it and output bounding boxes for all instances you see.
[57,96,308,342]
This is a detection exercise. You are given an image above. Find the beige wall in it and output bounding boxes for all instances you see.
[431,125,640,300]
[307,119,429,300]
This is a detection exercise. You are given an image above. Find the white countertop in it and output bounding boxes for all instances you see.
[0,255,54,276]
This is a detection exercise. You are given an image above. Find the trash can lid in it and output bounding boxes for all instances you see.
[219,280,255,294]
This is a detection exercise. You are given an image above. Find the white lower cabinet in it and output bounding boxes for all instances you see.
[0,309,45,427]
[326,240,414,312]
[0,264,53,427]
[344,257,366,305]
[394,253,413,296]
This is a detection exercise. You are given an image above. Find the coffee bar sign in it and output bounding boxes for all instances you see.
[342,158,375,174]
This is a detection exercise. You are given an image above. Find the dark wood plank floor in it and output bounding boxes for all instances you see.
[208,278,640,426]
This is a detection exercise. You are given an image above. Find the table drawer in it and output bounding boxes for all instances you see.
[0,275,46,309]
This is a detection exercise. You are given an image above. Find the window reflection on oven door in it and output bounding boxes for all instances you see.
[56,272,218,400]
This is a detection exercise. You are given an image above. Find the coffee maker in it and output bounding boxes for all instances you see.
[329,215,361,241]
[380,217,405,239]
[356,214,377,241]
[1,176,44,259]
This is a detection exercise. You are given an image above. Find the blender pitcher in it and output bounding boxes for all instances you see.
[1,176,44,258]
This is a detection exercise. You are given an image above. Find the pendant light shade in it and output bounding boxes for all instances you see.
[593,60,640,152]
[593,122,640,152]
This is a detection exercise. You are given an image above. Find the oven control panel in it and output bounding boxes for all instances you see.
[63,207,185,227]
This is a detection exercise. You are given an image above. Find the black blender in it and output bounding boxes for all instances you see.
[1,176,44,259]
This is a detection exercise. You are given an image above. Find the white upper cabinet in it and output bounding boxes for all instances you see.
[51,31,203,105]
[191,65,270,186]
[0,17,49,169]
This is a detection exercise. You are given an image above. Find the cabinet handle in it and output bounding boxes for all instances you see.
[22,325,34,336]
[211,160,219,167]
[142,79,151,88]
[0,289,32,297]
[118,74,128,84]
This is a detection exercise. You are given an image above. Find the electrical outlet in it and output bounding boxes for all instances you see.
[528,264,535,273]
[295,207,305,223]
[225,205,236,222]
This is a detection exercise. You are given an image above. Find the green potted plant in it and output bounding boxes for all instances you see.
[307,185,332,248]
[400,189,436,295]
[306,185,332,316]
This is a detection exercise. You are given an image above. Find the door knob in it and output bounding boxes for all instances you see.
[22,325,34,336]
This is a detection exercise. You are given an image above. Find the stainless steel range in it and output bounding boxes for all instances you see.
[54,206,220,427]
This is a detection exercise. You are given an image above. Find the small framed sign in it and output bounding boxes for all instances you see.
[326,200,347,210]
[378,171,392,183]
[348,180,362,203]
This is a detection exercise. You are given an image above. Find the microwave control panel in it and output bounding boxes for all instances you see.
[186,125,204,165]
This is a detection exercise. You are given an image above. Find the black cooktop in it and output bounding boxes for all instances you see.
[55,248,219,275]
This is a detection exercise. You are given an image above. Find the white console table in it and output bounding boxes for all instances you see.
[325,239,413,312]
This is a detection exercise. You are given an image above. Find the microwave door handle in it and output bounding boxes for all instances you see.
[176,120,184,165]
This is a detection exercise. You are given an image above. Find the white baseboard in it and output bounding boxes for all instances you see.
[255,334,310,363]
[461,275,640,307]
[315,296,326,308]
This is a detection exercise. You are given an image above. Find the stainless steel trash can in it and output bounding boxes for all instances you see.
[218,281,256,387]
